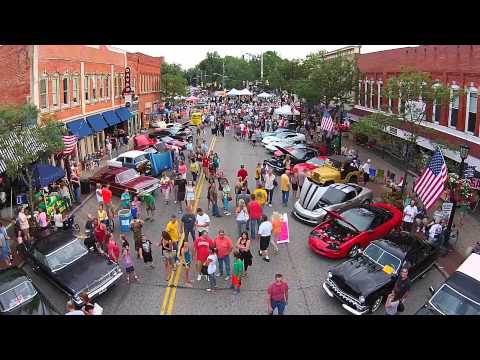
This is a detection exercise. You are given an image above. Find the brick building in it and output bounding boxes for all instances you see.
[350,45,480,171]
[127,52,164,129]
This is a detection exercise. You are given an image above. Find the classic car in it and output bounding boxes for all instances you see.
[0,267,59,315]
[262,131,305,146]
[133,134,157,151]
[158,136,187,150]
[308,203,402,259]
[309,155,362,186]
[90,167,160,196]
[264,138,307,153]
[323,231,440,314]
[293,181,373,225]
[265,146,318,175]
[149,125,192,141]
[415,253,480,315]
[25,230,123,306]
[260,128,292,139]
[292,156,329,175]
[108,150,151,174]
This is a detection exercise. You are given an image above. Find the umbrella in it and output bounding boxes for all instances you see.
[257,92,273,98]
[274,105,293,116]
[227,88,241,96]
[31,164,65,189]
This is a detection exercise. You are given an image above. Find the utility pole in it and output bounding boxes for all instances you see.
[222,59,225,90]
[261,52,264,81]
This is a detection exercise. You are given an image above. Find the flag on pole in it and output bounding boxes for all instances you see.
[413,150,448,210]
[320,112,334,132]
[63,135,77,156]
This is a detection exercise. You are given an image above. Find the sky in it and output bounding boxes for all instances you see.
[116,45,417,70]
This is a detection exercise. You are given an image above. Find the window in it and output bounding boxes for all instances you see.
[114,75,118,97]
[360,81,365,106]
[62,77,69,106]
[357,81,362,105]
[449,86,460,127]
[467,88,477,133]
[99,75,104,99]
[106,76,110,99]
[378,83,383,110]
[84,75,90,102]
[39,77,48,109]
[366,82,371,108]
[51,76,59,108]
[72,76,79,104]
[92,75,97,100]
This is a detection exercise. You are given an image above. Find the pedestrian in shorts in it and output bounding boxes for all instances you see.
[258,215,273,262]
[139,234,154,269]
[121,240,139,284]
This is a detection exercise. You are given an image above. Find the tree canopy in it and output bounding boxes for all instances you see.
[161,62,187,100]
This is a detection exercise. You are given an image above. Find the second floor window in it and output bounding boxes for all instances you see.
[84,76,90,102]
[72,77,79,104]
[450,88,459,127]
[62,77,69,105]
[51,76,59,107]
[467,90,477,133]
[92,75,97,100]
[39,78,48,109]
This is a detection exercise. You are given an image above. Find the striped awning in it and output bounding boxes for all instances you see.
[0,127,48,174]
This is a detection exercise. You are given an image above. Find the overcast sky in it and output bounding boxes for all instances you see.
[116,45,417,69]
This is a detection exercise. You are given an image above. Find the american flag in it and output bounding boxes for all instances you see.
[63,135,77,156]
[321,112,334,132]
[413,150,448,210]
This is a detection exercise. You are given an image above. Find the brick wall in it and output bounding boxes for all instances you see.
[0,45,32,105]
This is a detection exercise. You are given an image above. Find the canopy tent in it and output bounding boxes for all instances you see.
[227,88,241,96]
[274,105,293,116]
[185,95,198,102]
[32,164,65,189]
[214,91,226,97]
[257,92,273,98]
[173,95,186,100]
[238,88,253,96]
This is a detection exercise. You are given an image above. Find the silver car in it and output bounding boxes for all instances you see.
[293,180,373,225]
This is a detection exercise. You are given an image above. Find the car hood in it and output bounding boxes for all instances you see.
[310,166,340,183]
[123,176,160,190]
[294,201,327,218]
[332,257,392,296]
[54,253,119,294]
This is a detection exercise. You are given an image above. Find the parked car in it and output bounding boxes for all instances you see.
[308,203,402,259]
[90,167,160,196]
[108,150,150,171]
[0,267,59,315]
[158,136,187,150]
[262,131,305,147]
[323,231,440,314]
[260,128,292,139]
[293,182,373,225]
[25,230,123,307]
[415,253,480,315]
[292,156,329,175]
[265,146,318,175]
[309,155,362,186]
[133,134,157,151]
[149,125,192,141]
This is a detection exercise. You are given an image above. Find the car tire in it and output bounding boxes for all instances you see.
[349,176,358,184]
[370,296,383,313]
[348,244,361,258]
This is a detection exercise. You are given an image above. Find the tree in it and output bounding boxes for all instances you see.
[0,104,65,208]
[352,69,454,195]
[161,62,187,100]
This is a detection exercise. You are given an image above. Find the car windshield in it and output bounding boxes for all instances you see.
[320,188,347,206]
[289,149,307,159]
[363,243,402,272]
[116,168,140,184]
[430,284,480,315]
[308,158,326,166]
[46,239,88,272]
[335,208,375,232]
[0,279,37,312]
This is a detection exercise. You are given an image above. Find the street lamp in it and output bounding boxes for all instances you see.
[444,143,470,248]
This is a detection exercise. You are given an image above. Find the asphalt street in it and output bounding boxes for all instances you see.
[22,127,446,315]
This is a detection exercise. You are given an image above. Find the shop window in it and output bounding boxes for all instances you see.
[39,77,48,109]
[449,87,460,127]
[84,75,90,103]
[62,77,69,106]
[72,76,79,105]
[467,89,477,133]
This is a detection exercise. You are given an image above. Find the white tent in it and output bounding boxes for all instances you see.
[274,105,293,116]
[257,92,273,98]
[238,88,253,96]
[227,88,241,96]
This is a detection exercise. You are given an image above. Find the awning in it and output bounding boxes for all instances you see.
[86,114,109,132]
[31,164,65,188]
[102,110,122,126]
[66,117,93,139]
[115,107,132,122]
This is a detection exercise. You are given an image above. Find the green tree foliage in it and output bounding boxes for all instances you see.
[0,104,65,207]
[161,62,187,100]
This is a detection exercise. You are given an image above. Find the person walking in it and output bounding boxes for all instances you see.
[236,231,252,275]
[185,180,195,208]
[194,230,214,281]
[165,215,180,263]
[195,208,210,237]
[130,218,144,258]
[107,234,120,263]
[264,168,276,207]
[174,174,187,214]
[214,228,233,280]
[221,179,232,216]
[258,215,273,262]
[208,180,222,218]
[235,199,250,237]
[139,234,154,269]
[290,169,300,200]
[402,200,418,232]
[280,170,290,206]
[206,247,218,292]
[360,159,371,185]
[95,183,103,204]
[270,212,281,254]
[255,163,262,188]
[181,205,197,243]
[160,172,172,205]
[231,251,245,294]
[385,290,400,315]
[158,231,175,281]
[0,222,12,267]
[120,189,131,209]
[392,267,411,312]
[121,240,139,284]
[247,193,262,241]
[139,191,156,222]
[179,241,193,287]
[267,274,288,315]
[189,159,200,185]
[17,207,31,242]
[101,184,114,222]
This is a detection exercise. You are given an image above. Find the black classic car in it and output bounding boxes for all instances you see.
[323,231,440,314]
[149,125,193,141]
[0,267,59,315]
[265,146,318,175]
[416,253,480,315]
[25,230,123,306]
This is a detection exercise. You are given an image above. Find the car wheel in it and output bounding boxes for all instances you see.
[350,175,358,184]
[370,296,383,313]
[348,244,361,258]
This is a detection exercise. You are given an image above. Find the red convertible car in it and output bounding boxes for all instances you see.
[134,134,156,151]
[89,167,160,196]
[308,203,402,259]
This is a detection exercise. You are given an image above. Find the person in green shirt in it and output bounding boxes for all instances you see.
[231,251,245,294]
[120,189,131,209]
[140,192,156,221]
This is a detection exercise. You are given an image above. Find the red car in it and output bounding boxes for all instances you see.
[134,134,156,151]
[89,167,160,196]
[293,156,328,175]
[308,203,402,259]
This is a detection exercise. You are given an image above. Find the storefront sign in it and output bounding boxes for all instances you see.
[442,202,453,218]
[123,67,132,95]
[465,166,475,179]
[469,178,480,190]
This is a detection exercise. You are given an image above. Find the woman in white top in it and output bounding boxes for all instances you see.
[53,210,63,230]
[185,180,195,207]
[95,183,103,204]
[264,169,276,207]
[258,215,273,262]
[235,199,250,237]
[385,291,400,315]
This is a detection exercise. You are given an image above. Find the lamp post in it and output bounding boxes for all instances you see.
[444,143,470,247]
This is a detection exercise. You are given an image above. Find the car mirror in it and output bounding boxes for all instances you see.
[429,286,435,295]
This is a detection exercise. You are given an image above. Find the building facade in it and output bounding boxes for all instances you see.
[324,45,361,61]
[127,52,163,129]
[350,45,480,171]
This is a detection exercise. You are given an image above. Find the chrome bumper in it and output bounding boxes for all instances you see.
[88,271,123,299]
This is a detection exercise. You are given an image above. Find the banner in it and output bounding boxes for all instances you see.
[469,178,480,190]
[277,213,290,244]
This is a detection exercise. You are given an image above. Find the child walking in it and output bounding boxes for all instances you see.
[231,251,245,294]
[180,241,193,287]
[206,247,218,292]
[121,240,139,284]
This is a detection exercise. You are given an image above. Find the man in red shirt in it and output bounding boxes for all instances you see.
[213,228,233,280]
[94,221,107,252]
[247,193,262,241]
[193,230,214,281]
[237,165,248,187]
[101,184,114,220]
[267,274,289,315]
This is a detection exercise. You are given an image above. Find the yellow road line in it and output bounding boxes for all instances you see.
[160,135,216,315]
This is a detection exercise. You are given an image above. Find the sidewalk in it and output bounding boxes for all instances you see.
[343,135,475,277]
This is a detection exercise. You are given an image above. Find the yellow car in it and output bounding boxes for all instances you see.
[190,112,203,126]
[308,155,362,186]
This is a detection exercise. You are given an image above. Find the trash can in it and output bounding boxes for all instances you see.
[80,179,93,195]
[118,209,132,233]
